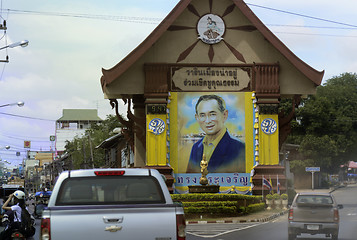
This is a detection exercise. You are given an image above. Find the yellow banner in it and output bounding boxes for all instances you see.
[259,115,279,165]
[146,115,167,166]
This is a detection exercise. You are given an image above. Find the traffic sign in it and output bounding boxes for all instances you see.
[305,167,320,172]
[305,167,320,190]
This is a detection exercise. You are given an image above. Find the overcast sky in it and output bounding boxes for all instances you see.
[0,0,356,167]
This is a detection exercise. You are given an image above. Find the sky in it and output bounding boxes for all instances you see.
[0,0,356,167]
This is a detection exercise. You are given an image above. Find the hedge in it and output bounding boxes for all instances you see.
[245,203,266,214]
[182,200,237,208]
[171,194,265,216]
[184,206,238,214]
[180,202,265,216]
[171,193,262,202]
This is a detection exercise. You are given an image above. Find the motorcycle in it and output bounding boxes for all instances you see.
[10,230,25,240]
[1,212,36,240]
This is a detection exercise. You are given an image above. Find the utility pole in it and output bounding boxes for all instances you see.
[82,140,87,169]
[88,133,94,168]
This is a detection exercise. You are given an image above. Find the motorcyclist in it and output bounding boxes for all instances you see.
[0,190,35,239]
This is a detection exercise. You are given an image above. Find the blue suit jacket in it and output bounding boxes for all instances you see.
[186,131,245,173]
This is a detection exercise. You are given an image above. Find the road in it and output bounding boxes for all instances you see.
[186,184,357,240]
[1,185,356,240]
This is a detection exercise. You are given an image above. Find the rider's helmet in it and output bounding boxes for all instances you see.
[13,190,25,200]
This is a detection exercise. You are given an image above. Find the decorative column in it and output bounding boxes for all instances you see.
[254,63,280,165]
[259,106,279,165]
[146,103,168,166]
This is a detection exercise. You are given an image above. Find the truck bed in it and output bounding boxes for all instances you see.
[47,204,179,240]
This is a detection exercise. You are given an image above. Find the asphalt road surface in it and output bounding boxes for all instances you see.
[1,184,357,240]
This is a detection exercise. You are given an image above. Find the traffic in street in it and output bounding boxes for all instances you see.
[0,183,355,240]
[186,184,357,240]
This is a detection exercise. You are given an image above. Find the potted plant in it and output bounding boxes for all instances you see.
[265,194,273,210]
[273,193,281,209]
[281,193,288,209]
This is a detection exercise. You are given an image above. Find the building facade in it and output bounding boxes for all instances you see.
[99,0,323,194]
[55,109,102,156]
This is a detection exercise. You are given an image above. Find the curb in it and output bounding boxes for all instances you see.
[186,210,288,224]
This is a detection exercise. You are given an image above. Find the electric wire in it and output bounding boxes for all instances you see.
[0,112,56,121]
[5,6,357,30]
[6,9,162,24]
[246,3,357,28]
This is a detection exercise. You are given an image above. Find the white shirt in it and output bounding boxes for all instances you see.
[11,204,22,222]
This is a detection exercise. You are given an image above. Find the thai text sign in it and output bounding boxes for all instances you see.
[305,167,320,172]
[175,173,251,187]
[171,66,251,91]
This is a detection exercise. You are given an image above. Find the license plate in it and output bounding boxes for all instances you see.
[307,225,319,230]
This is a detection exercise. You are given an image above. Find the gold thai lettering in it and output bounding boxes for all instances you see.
[185,79,240,89]
[173,66,248,91]
[185,67,239,77]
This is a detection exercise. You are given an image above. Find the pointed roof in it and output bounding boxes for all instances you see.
[57,109,102,121]
[101,0,323,89]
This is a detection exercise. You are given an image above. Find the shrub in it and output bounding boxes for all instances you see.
[281,194,288,200]
[246,203,266,213]
[184,206,237,214]
[265,194,273,200]
[273,193,281,200]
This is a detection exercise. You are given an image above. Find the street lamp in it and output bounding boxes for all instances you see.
[0,40,29,62]
[0,146,10,150]
[0,101,25,108]
[0,40,29,51]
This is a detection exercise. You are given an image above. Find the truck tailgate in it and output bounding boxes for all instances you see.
[49,205,178,240]
[293,205,335,223]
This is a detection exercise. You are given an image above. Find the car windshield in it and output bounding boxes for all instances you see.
[55,176,165,205]
[296,195,333,204]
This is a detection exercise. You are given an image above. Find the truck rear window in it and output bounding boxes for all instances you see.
[296,195,333,205]
[55,176,165,205]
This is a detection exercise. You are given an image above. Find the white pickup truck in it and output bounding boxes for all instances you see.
[40,168,186,240]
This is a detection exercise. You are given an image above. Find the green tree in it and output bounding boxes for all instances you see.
[64,114,122,169]
[288,72,357,173]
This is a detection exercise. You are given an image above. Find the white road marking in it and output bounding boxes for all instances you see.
[187,222,269,238]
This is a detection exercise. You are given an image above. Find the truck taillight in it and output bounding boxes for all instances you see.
[176,214,186,240]
[41,218,51,240]
[288,209,294,221]
[334,209,339,222]
[95,170,125,176]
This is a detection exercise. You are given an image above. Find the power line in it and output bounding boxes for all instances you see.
[274,31,357,38]
[246,3,357,28]
[0,134,52,141]
[267,24,357,30]
[0,112,55,121]
[2,8,356,43]
[6,9,162,24]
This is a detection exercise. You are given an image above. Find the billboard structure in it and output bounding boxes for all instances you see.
[169,91,256,194]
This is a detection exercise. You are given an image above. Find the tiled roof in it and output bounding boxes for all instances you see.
[57,109,102,121]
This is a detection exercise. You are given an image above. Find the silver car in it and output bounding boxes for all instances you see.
[288,192,343,240]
